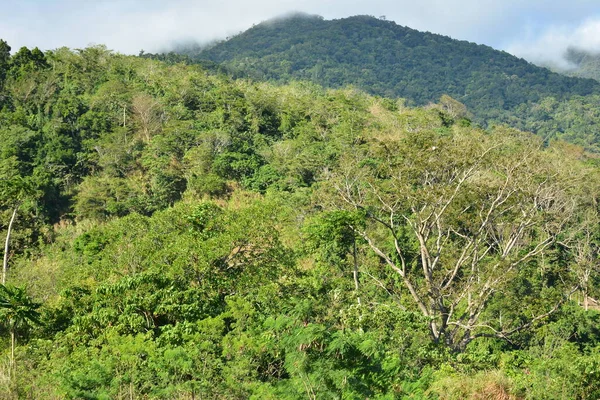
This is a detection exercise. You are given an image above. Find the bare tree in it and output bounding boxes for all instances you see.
[319,127,590,350]
[563,210,600,310]
[131,93,163,143]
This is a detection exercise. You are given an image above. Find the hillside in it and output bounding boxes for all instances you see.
[172,14,600,149]
[1,40,600,398]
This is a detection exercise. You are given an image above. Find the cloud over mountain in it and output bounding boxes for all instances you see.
[506,17,600,69]
[1,0,599,64]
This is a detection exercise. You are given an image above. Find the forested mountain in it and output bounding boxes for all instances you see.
[169,14,600,150]
[1,38,600,399]
[195,14,599,105]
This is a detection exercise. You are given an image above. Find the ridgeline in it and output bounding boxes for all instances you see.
[165,14,600,150]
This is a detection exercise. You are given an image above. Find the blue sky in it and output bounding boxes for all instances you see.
[1,0,599,66]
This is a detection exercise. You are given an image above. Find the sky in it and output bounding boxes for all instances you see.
[1,0,600,67]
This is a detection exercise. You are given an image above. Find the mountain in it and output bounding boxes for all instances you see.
[157,14,600,150]
[191,14,599,116]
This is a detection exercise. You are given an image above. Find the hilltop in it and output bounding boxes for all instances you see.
[167,14,600,149]
[195,16,595,107]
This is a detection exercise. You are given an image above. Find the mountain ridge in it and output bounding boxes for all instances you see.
[146,13,600,149]
[188,14,600,111]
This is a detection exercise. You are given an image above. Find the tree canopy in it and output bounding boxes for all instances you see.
[157,14,600,150]
[0,40,599,398]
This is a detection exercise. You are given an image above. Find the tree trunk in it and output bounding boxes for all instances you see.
[3,207,18,285]
[353,239,360,305]
[10,328,15,376]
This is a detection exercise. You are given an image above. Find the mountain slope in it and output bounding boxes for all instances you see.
[192,14,600,121]
[3,44,600,398]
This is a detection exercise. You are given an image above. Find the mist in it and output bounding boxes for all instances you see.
[504,17,600,70]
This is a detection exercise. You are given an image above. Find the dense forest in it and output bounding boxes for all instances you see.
[162,14,600,151]
[1,36,600,399]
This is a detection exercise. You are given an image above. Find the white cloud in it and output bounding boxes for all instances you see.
[0,0,600,57]
[505,18,600,68]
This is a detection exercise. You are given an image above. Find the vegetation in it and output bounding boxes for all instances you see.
[0,37,600,399]
[161,14,600,150]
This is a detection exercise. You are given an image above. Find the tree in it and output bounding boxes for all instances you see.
[434,94,471,126]
[0,39,10,78]
[0,284,41,375]
[304,211,364,304]
[132,93,163,143]
[0,174,35,285]
[318,126,592,350]
[0,39,10,104]
[9,46,49,78]
[563,209,600,310]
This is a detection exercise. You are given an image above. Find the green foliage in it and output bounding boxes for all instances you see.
[1,36,600,398]
[182,14,600,148]
[0,284,41,330]
[304,210,365,267]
